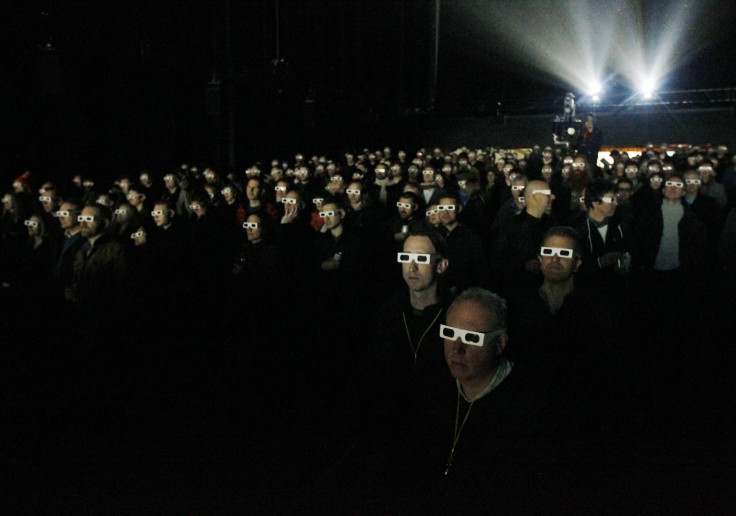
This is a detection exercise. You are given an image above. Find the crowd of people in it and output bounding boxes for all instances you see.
[2,141,736,511]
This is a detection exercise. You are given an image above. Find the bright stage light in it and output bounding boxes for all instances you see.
[639,79,656,99]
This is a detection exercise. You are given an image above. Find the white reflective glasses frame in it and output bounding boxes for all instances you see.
[319,210,336,218]
[685,179,701,185]
[151,210,165,216]
[531,189,552,195]
[437,204,455,211]
[396,202,413,209]
[439,324,506,347]
[511,185,525,191]
[650,177,663,183]
[665,181,684,188]
[397,252,433,264]
[540,246,575,258]
[78,215,96,223]
[426,209,439,216]
[130,231,146,239]
[24,220,39,227]
[114,209,129,215]
[282,198,297,205]
[243,222,260,229]
[346,189,361,195]
[39,196,52,202]
[274,186,287,192]
[312,198,324,204]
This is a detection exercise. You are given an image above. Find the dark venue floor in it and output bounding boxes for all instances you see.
[2,266,736,514]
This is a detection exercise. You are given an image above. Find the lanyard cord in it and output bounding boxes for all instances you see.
[445,388,475,476]
[402,307,443,364]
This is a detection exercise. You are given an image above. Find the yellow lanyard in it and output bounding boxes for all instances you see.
[445,389,475,476]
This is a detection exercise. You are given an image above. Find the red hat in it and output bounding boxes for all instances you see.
[13,171,31,191]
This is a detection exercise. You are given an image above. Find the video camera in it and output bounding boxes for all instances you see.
[552,92,583,146]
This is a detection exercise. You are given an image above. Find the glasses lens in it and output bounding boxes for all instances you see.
[398,253,409,263]
[541,248,552,255]
[464,332,480,344]
[441,326,455,339]
[416,254,429,263]
[560,249,572,257]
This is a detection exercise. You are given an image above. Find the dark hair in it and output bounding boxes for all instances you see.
[398,191,421,206]
[541,226,582,256]
[584,179,615,209]
[406,224,448,258]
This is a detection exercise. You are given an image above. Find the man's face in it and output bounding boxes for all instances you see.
[221,186,235,203]
[296,167,309,182]
[140,173,150,185]
[539,235,580,283]
[164,174,178,189]
[26,215,41,236]
[402,235,443,294]
[246,180,261,201]
[616,183,632,204]
[542,150,553,163]
[114,204,133,222]
[57,202,80,230]
[283,191,301,217]
[245,214,263,243]
[320,203,342,230]
[127,190,144,207]
[39,192,58,213]
[444,300,500,386]
[79,206,105,239]
[398,150,406,161]
[647,163,661,175]
[346,183,362,204]
[390,164,402,178]
[421,168,435,185]
[274,182,288,202]
[152,204,172,227]
[594,190,617,218]
[684,173,702,196]
[697,164,713,182]
[438,197,458,226]
[663,178,685,201]
[541,166,553,182]
[397,196,416,220]
[119,180,131,193]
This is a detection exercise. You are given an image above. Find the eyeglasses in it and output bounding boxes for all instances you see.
[130,231,146,239]
[151,210,165,216]
[396,202,413,209]
[312,198,324,204]
[164,175,175,181]
[685,179,701,185]
[439,324,505,347]
[246,169,260,175]
[346,189,361,195]
[600,196,618,204]
[83,181,94,187]
[114,209,129,215]
[127,193,140,200]
[274,186,286,192]
[78,215,96,223]
[625,168,638,174]
[39,196,52,202]
[665,181,684,188]
[330,177,342,182]
[698,167,713,172]
[24,220,39,227]
[511,185,525,191]
[3,196,13,203]
[243,222,260,229]
[650,177,663,183]
[189,204,201,210]
[571,162,586,168]
[397,252,433,264]
[221,188,231,195]
[437,204,455,211]
[319,210,336,217]
[518,196,525,203]
[426,209,439,216]
[56,210,75,217]
[579,196,586,203]
[282,198,297,205]
[531,189,551,195]
[540,246,576,258]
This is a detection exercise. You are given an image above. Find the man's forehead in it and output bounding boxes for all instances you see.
[403,235,435,254]
[399,196,414,204]
[438,198,455,204]
[543,235,575,249]
[322,203,339,211]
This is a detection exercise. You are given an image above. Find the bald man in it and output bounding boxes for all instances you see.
[492,180,558,298]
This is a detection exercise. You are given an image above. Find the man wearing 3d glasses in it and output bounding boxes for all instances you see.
[69,204,131,334]
[394,287,579,513]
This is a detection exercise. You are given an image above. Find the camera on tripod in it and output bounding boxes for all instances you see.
[552,92,583,146]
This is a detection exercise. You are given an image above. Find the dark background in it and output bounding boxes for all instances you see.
[1,1,735,183]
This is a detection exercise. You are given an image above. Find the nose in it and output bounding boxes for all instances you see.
[450,338,465,354]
